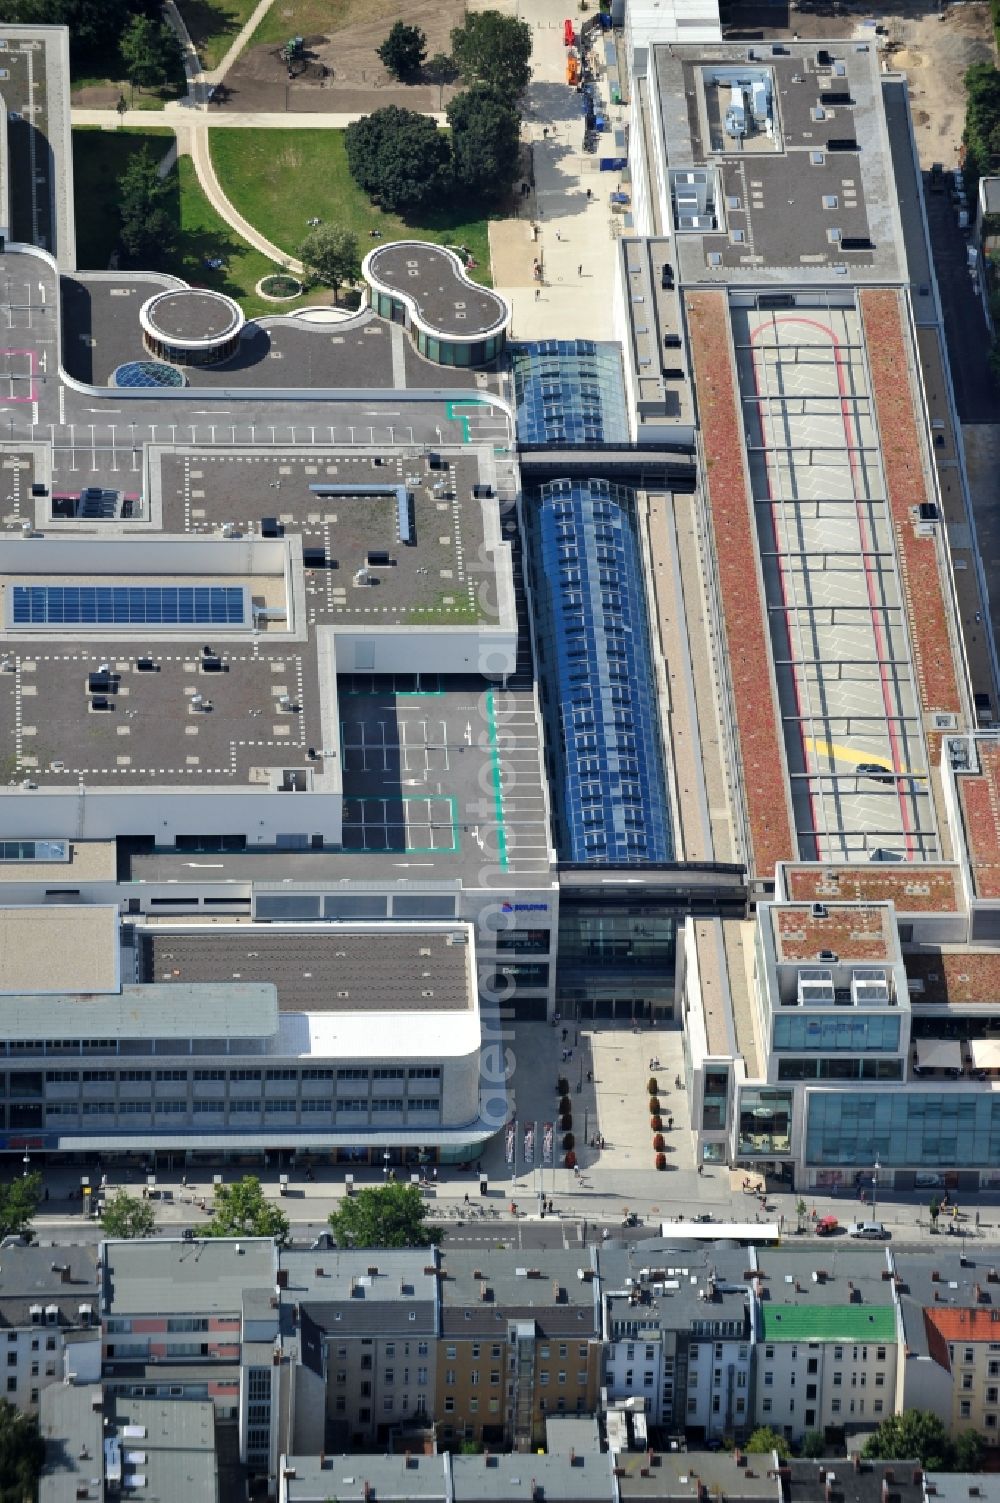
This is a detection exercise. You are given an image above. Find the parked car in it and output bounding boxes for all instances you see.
[816,1215,839,1236]
[849,1221,889,1240]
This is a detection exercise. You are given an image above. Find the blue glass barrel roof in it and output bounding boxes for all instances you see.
[112,360,186,389]
[528,478,674,864]
[512,341,629,445]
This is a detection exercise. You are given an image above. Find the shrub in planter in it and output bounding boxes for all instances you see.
[557,1076,569,1097]
[655,1152,667,1171]
[559,1095,572,1116]
[650,1114,662,1131]
[560,1112,573,1132]
[653,1133,665,1152]
[565,1150,577,1169]
[649,1096,660,1115]
[563,1132,575,1151]
[647,1076,658,1095]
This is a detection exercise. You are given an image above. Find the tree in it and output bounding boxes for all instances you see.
[328,1183,441,1249]
[799,1431,828,1459]
[0,1174,41,1241]
[862,1411,956,1471]
[954,1430,985,1471]
[425,53,459,86]
[298,224,360,304]
[120,13,182,96]
[202,1176,290,1244]
[377,21,427,80]
[795,1197,808,1233]
[0,1400,44,1503]
[746,1426,791,1461]
[117,145,176,268]
[447,86,522,200]
[345,107,452,216]
[100,1189,157,1240]
[450,11,532,96]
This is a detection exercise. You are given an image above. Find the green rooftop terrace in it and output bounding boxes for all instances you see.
[760,1305,896,1343]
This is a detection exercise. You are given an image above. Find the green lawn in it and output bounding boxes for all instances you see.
[209,128,493,283]
[175,0,263,71]
[72,127,317,320]
[249,0,358,48]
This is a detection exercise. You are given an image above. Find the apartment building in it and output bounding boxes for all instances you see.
[750,1247,898,1442]
[601,1243,753,1440]
[0,1245,99,1411]
[892,1250,1000,1440]
[40,1385,219,1503]
[436,1248,603,1450]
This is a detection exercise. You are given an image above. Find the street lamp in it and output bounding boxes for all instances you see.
[383,1150,391,1181]
[21,1151,29,1179]
[871,1156,881,1219]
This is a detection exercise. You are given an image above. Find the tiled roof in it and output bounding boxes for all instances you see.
[773,904,894,962]
[904,950,1000,1004]
[859,290,963,720]
[686,291,797,881]
[783,864,964,914]
[957,741,1000,900]
[923,1306,1000,1342]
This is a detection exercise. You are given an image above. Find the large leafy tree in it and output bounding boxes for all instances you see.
[447,85,521,199]
[345,107,452,216]
[377,21,426,81]
[117,146,176,268]
[745,1426,791,1461]
[450,11,532,97]
[299,224,360,304]
[328,1183,441,1249]
[120,13,182,96]
[0,1401,44,1503]
[100,1190,157,1240]
[203,1176,290,1245]
[862,1410,956,1471]
[0,1174,41,1241]
[0,0,161,71]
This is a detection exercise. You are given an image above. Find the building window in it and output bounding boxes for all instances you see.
[764,1372,773,1387]
[444,1398,455,1413]
[961,1401,972,1420]
[762,1398,772,1414]
[832,1399,841,1415]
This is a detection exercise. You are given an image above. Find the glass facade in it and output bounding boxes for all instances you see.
[512,341,629,444]
[805,1091,1000,1167]
[556,904,676,1019]
[372,291,505,367]
[738,1088,793,1156]
[528,478,673,864]
[772,1014,900,1052]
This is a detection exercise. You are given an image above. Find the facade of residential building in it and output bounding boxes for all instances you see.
[0,1246,99,1411]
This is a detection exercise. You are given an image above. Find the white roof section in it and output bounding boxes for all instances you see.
[0,981,277,1040]
[277,999,481,1060]
[627,0,721,50]
[970,1038,1000,1070]
[0,905,119,994]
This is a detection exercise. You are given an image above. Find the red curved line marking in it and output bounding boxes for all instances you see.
[748,314,915,860]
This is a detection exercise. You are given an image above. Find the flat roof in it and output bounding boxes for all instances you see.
[760,1305,896,1342]
[956,739,1000,900]
[782,863,965,914]
[772,903,896,964]
[0,981,275,1041]
[103,1237,275,1315]
[154,447,499,628]
[141,287,242,344]
[40,1383,104,1503]
[139,924,473,1014]
[104,1397,218,1503]
[365,242,508,340]
[904,950,1000,1006]
[0,905,119,993]
[653,43,905,286]
[685,290,796,881]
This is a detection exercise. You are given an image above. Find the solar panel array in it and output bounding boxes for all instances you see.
[11,586,246,626]
[528,479,673,865]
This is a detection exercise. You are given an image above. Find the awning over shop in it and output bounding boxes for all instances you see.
[970,1038,1000,1070]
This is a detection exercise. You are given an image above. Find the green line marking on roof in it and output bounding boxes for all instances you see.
[760,1305,896,1343]
[485,687,509,871]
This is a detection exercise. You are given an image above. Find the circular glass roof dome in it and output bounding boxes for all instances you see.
[112,360,186,389]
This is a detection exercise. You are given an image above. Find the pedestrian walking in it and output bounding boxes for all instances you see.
[555,229,562,241]
[464,1192,470,1205]
[535,288,540,300]
[586,187,592,200]
[578,263,583,276]
[432,1166,438,1182]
